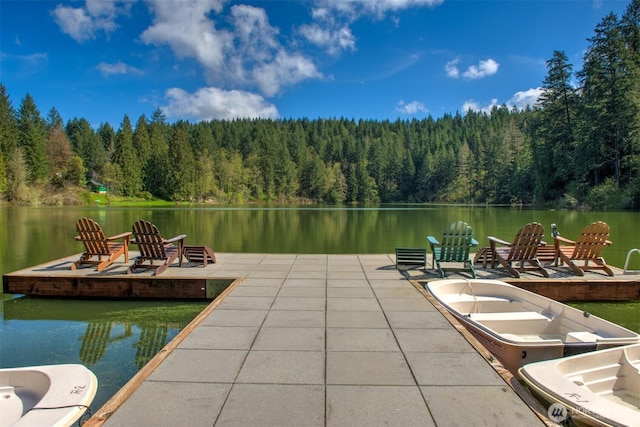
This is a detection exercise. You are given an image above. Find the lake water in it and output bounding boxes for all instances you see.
[1,205,639,413]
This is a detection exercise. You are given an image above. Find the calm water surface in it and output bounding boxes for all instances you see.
[1,205,639,412]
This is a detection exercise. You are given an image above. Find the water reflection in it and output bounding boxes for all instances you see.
[80,322,118,366]
[135,324,168,369]
[0,297,208,412]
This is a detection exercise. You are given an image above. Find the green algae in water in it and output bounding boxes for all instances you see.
[568,301,640,333]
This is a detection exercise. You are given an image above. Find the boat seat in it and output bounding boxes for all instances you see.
[468,311,550,322]
[566,331,602,343]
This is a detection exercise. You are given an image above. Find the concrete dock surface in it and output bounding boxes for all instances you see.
[87,253,548,426]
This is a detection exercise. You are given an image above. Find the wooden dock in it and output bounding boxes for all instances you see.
[3,251,639,301]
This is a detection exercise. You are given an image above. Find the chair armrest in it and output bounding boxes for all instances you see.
[487,236,511,246]
[553,235,576,245]
[471,238,479,246]
[605,240,612,246]
[427,236,439,247]
[107,232,132,242]
[164,234,187,244]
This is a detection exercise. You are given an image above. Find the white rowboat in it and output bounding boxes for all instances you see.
[0,364,97,427]
[425,279,640,374]
[519,344,640,427]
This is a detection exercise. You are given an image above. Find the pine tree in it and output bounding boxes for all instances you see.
[0,84,19,156]
[145,111,171,199]
[536,51,577,200]
[46,107,64,131]
[578,13,633,188]
[67,118,106,178]
[16,93,48,184]
[111,115,141,196]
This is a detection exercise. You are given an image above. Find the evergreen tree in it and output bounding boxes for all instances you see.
[145,111,171,198]
[111,115,141,196]
[133,115,151,166]
[46,107,64,131]
[0,84,19,157]
[16,93,48,184]
[98,122,116,158]
[535,51,577,200]
[67,118,106,178]
[578,13,633,189]
[620,0,640,206]
[167,122,196,201]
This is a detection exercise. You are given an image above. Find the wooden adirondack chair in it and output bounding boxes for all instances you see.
[128,220,186,276]
[554,221,613,276]
[427,221,478,278]
[488,222,549,278]
[71,217,131,271]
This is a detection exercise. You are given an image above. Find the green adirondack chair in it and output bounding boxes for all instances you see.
[427,221,478,278]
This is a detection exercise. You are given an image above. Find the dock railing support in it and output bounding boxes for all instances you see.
[623,248,640,274]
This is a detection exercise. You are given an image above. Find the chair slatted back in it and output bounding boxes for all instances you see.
[506,222,545,262]
[76,217,110,255]
[439,221,474,262]
[132,220,168,260]
[572,221,610,259]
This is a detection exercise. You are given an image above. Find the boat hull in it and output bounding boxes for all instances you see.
[0,364,97,427]
[519,344,640,427]
[425,279,640,374]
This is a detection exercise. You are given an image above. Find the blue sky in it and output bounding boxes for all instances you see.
[0,0,630,128]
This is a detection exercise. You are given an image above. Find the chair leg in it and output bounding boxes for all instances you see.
[154,263,169,276]
[495,255,520,278]
[530,260,549,278]
[594,259,614,276]
[96,259,112,272]
[436,262,445,278]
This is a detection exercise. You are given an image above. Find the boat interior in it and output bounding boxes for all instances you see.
[0,370,49,426]
[431,279,638,345]
[559,344,640,409]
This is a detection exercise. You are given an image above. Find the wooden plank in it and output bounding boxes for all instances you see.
[513,280,640,302]
[2,275,232,299]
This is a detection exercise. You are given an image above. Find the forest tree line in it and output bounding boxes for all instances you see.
[0,1,638,209]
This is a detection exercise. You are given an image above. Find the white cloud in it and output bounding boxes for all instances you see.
[445,58,499,80]
[462,98,499,114]
[96,61,143,77]
[253,51,322,97]
[508,87,542,109]
[462,87,543,115]
[396,100,428,115]
[302,0,443,54]
[141,0,231,71]
[320,0,444,18]
[162,87,279,120]
[298,23,355,55]
[141,1,322,96]
[445,58,459,78]
[51,0,129,42]
[52,6,95,42]
[462,58,499,79]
